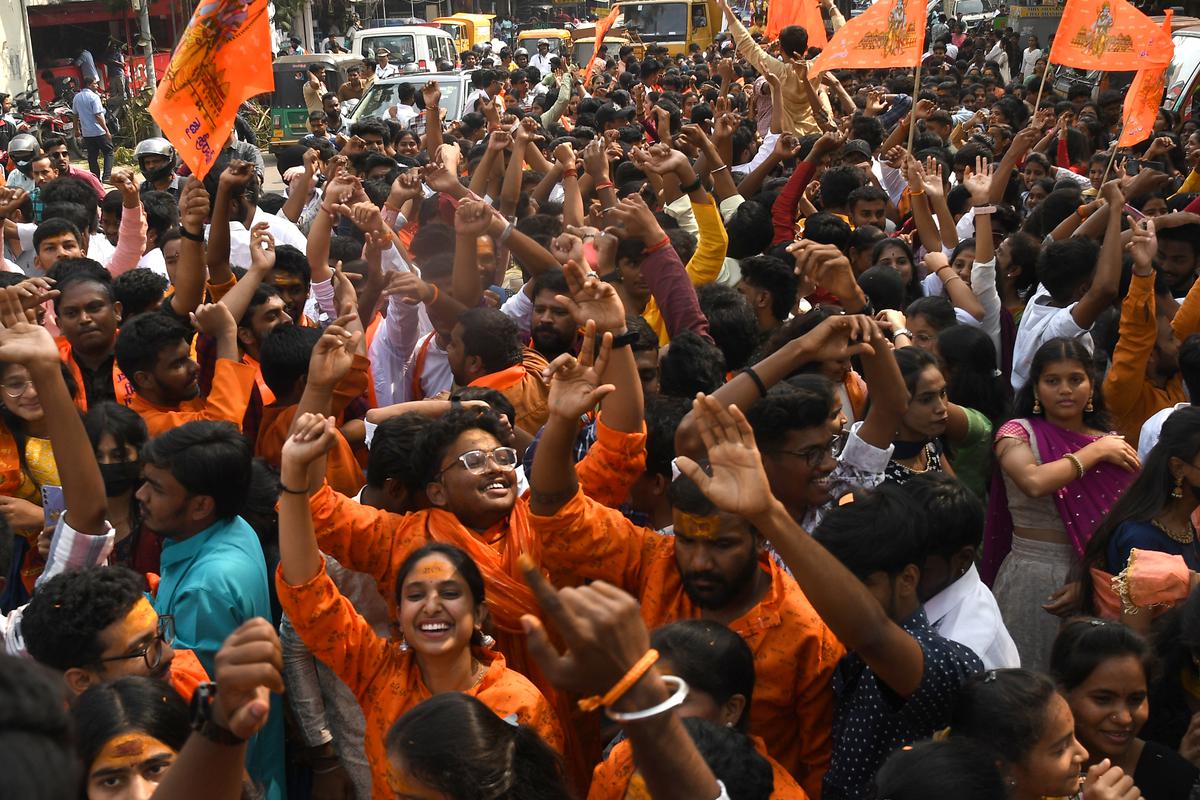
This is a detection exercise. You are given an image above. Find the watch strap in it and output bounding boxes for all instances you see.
[610,330,639,349]
[189,682,246,746]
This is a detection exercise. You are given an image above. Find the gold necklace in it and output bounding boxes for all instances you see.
[1151,517,1197,545]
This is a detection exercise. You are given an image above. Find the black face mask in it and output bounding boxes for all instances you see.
[99,461,141,497]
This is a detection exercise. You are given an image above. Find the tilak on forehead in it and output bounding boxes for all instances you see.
[92,732,171,773]
[415,559,456,581]
[674,511,722,540]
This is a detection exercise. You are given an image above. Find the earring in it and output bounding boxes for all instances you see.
[398,637,410,653]
[1173,476,1185,499]
[479,631,496,648]
[1085,394,1094,412]
[1032,396,1041,414]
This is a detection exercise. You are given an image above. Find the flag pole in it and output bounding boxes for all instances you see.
[906,59,923,153]
[1033,61,1051,112]
[1100,142,1121,186]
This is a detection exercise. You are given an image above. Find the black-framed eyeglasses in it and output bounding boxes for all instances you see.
[435,447,519,480]
[765,433,847,468]
[96,614,174,671]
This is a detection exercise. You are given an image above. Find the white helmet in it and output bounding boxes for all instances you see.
[134,137,177,182]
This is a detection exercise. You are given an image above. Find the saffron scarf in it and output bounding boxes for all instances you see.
[983,417,1136,586]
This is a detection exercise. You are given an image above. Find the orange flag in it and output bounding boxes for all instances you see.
[583,6,621,84]
[810,0,925,75]
[1117,12,1174,148]
[149,0,274,180]
[767,0,828,50]
[1048,0,1173,73]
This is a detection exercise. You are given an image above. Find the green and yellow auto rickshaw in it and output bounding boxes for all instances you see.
[269,52,365,151]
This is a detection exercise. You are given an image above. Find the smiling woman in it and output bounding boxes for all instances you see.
[1050,619,1198,800]
[276,412,563,800]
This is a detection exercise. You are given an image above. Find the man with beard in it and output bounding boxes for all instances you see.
[21,566,209,702]
[525,269,579,361]
[1103,217,1200,441]
[116,304,256,437]
[134,418,283,799]
[528,318,846,800]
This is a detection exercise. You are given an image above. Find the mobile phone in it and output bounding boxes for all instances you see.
[41,485,64,529]
[1141,159,1165,173]
[1124,204,1146,221]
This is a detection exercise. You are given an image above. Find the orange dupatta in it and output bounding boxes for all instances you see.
[57,337,133,412]
[422,504,541,635]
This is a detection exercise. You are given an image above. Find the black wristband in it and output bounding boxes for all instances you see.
[740,367,768,398]
[280,483,308,495]
[610,330,639,349]
[179,226,205,242]
[679,175,704,194]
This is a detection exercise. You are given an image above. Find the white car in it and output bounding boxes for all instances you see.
[347,25,457,72]
[347,72,472,131]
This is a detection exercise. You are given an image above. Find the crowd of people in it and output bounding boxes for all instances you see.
[6,1,1200,799]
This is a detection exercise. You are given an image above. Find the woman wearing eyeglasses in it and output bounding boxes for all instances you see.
[0,360,78,600]
[276,412,563,800]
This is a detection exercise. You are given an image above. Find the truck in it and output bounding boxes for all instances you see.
[613,0,721,56]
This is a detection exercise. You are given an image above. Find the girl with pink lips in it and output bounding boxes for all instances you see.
[1051,619,1197,800]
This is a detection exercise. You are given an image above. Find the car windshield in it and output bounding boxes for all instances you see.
[1165,34,1200,108]
[355,79,463,121]
[956,0,984,13]
[620,3,688,40]
[360,34,416,62]
[575,42,595,64]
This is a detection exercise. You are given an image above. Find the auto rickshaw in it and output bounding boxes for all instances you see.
[433,13,496,55]
[516,28,572,56]
[269,52,365,151]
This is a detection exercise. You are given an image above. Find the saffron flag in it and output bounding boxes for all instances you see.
[583,6,622,84]
[810,0,925,75]
[1048,0,1174,72]
[1117,12,1175,148]
[767,0,828,50]
[149,0,274,180]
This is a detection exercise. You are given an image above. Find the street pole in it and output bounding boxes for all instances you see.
[136,0,160,135]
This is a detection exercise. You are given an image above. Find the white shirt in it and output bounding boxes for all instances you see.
[985,42,1011,84]
[404,330,453,401]
[375,63,400,80]
[1138,402,1191,462]
[390,103,419,128]
[221,206,308,268]
[1020,47,1043,80]
[1010,284,1093,391]
[528,51,554,75]
[138,247,169,278]
[924,565,1020,670]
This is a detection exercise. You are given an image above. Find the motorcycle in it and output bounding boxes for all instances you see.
[18,102,81,159]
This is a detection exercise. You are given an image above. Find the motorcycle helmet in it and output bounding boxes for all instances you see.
[134,137,177,183]
[8,133,40,176]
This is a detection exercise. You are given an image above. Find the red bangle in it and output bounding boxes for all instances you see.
[563,169,577,178]
[643,235,671,254]
[594,181,614,191]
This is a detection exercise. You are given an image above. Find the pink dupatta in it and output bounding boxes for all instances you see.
[982,417,1136,586]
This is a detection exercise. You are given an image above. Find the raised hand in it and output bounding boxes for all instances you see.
[604,193,666,243]
[519,555,652,698]
[1081,758,1142,800]
[218,159,255,192]
[639,142,689,176]
[306,315,362,389]
[212,618,285,741]
[962,156,994,205]
[0,287,58,367]
[455,198,494,237]
[796,313,880,364]
[388,169,424,207]
[556,258,626,332]
[111,169,140,206]
[1128,217,1157,273]
[179,178,210,232]
[788,240,861,304]
[380,270,435,306]
[190,302,237,339]
[542,320,615,421]
[248,223,276,273]
[550,232,585,266]
[281,412,340,471]
[674,394,775,518]
[9,277,59,311]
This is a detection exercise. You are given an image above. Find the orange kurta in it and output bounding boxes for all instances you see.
[468,348,550,435]
[57,336,134,412]
[532,488,844,799]
[130,358,257,437]
[276,560,562,800]
[255,354,370,497]
[588,734,808,800]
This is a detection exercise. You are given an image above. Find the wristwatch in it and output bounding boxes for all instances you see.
[892,328,914,341]
[189,682,246,746]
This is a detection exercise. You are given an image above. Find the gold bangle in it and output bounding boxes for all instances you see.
[1064,453,1085,481]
